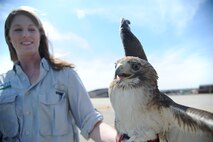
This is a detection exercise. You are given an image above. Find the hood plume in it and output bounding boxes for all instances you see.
[120,18,148,61]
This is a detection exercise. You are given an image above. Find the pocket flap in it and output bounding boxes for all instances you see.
[0,94,17,104]
[39,91,65,105]
[39,83,66,105]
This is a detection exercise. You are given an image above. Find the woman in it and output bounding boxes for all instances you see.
[0,6,117,142]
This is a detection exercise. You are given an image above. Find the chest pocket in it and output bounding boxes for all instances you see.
[0,93,19,137]
[39,83,72,136]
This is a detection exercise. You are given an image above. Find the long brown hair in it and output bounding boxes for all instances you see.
[4,6,74,70]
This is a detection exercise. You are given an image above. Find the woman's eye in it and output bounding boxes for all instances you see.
[29,28,36,32]
[14,28,22,32]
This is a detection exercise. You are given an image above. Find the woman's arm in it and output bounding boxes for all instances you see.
[90,121,117,142]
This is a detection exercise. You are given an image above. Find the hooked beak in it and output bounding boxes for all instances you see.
[114,66,131,80]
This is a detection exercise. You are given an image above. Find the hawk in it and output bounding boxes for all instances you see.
[109,18,213,142]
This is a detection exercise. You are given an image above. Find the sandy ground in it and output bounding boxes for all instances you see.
[80,94,213,141]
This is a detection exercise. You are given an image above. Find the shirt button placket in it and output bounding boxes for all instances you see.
[26,111,32,115]
[23,90,33,138]
[24,130,30,136]
[25,91,30,96]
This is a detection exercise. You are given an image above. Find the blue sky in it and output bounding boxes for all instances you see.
[0,0,213,91]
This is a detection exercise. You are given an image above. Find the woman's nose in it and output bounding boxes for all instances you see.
[22,29,30,37]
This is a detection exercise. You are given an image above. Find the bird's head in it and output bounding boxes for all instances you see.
[113,56,158,88]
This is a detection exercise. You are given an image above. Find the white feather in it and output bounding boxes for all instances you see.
[110,87,164,141]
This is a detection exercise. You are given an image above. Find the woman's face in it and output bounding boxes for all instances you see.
[9,14,40,58]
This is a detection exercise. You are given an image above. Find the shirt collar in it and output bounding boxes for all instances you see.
[40,58,50,71]
[13,58,50,74]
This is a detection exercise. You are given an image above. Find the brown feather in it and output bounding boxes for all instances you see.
[109,56,213,142]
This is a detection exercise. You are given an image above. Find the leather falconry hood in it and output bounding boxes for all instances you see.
[120,18,148,61]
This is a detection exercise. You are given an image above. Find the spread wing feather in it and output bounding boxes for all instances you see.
[157,93,213,141]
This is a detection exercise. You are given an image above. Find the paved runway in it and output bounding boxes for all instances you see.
[80,94,213,141]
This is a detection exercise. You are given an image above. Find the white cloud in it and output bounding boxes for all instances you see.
[72,0,206,35]
[75,9,86,19]
[74,7,105,19]
[134,0,205,34]
[72,58,115,91]
[151,47,213,90]
[42,21,90,49]
[157,0,205,35]
[51,50,118,91]
[0,55,13,74]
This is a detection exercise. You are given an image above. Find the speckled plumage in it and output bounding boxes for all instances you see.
[109,18,213,142]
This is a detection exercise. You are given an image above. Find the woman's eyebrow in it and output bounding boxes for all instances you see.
[11,24,21,28]
[11,24,36,28]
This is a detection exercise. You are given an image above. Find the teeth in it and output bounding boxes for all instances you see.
[21,41,32,45]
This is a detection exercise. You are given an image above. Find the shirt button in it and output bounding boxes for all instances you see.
[26,111,32,115]
[24,131,30,136]
[25,92,30,95]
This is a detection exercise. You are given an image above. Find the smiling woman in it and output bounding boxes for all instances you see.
[4,6,74,84]
[8,14,41,61]
[0,6,117,142]
[5,7,41,62]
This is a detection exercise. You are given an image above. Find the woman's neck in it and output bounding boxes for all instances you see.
[19,56,41,84]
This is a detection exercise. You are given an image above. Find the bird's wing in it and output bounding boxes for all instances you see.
[120,18,148,61]
[157,93,213,142]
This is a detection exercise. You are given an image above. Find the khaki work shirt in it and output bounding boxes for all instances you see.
[0,58,103,142]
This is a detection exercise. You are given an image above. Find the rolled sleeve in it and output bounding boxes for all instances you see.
[66,69,104,139]
[80,110,103,139]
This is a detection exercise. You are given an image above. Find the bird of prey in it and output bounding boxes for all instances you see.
[109,18,213,142]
